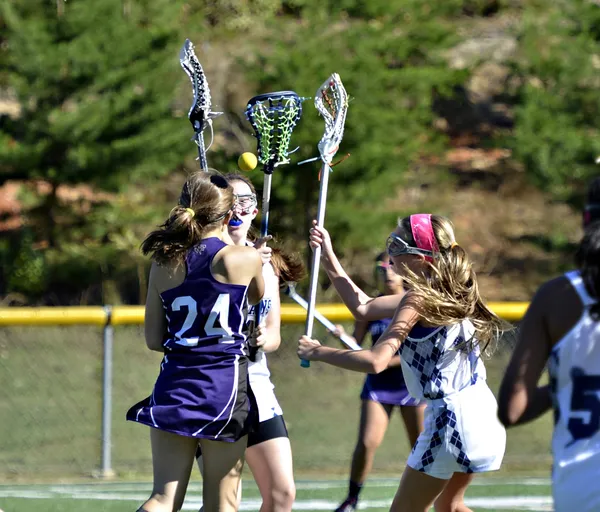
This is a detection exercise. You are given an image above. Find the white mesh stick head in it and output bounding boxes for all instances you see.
[315,73,348,165]
[179,39,221,131]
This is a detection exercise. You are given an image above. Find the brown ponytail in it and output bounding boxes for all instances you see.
[270,247,306,284]
[141,171,234,266]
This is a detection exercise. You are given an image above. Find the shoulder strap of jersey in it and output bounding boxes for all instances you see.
[186,238,226,277]
[565,270,596,307]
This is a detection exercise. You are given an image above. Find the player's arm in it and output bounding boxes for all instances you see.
[309,222,405,320]
[246,249,266,305]
[331,320,366,346]
[144,263,168,352]
[298,296,419,373]
[354,320,402,368]
[223,246,265,305]
[256,264,282,353]
[386,354,402,368]
[497,282,553,427]
[352,320,401,368]
[352,320,369,345]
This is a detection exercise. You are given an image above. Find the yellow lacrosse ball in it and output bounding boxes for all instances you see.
[238,152,258,171]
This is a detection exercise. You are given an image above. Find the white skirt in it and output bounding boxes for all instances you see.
[407,382,506,480]
[250,376,283,423]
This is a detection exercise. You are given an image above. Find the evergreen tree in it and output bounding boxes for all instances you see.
[0,0,188,246]
[0,0,191,301]
[242,1,469,252]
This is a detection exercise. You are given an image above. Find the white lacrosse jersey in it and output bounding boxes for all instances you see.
[548,270,600,512]
[401,322,505,479]
[247,261,283,421]
[399,321,486,401]
[247,261,277,384]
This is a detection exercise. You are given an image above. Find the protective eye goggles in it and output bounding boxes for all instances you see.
[233,193,257,214]
[386,233,432,258]
[375,261,391,272]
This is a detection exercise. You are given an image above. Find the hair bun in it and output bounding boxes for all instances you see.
[210,174,229,189]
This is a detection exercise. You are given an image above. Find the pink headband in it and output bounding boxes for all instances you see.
[410,214,439,260]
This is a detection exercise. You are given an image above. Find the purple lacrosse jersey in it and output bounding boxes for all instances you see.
[360,318,421,407]
[126,237,257,442]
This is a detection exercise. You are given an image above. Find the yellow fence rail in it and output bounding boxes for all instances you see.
[0,301,528,478]
[0,302,530,326]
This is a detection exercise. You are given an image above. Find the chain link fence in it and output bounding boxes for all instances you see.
[0,311,552,481]
[0,326,104,478]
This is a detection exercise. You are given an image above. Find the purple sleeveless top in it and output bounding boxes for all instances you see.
[161,237,248,356]
[126,237,257,442]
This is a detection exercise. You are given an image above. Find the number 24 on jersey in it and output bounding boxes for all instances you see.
[171,294,235,346]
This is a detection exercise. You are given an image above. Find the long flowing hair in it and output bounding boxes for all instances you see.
[397,215,507,356]
[141,171,233,266]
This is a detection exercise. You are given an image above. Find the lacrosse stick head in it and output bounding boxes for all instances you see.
[245,91,304,174]
[315,73,348,165]
[179,39,222,133]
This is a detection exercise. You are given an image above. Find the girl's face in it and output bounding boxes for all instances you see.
[388,226,428,279]
[228,180,258,243]
[375,256,403,295]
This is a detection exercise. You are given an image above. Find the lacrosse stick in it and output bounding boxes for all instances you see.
[302,74,349,368]
[179,39,222,170]
[245,300,263,363]
[282,283,360,351]
[245,91,304,238]
[244,91,304,361]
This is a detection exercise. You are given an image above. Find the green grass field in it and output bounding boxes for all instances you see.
[0,323,555,510]
[0,477,554,511]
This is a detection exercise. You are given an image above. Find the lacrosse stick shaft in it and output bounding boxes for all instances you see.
[249,170,273,362]
[302,162,331,368]
[247,304,262,363]
[287,287,360,350]
[196,131,208,171]
[261,173,272,237]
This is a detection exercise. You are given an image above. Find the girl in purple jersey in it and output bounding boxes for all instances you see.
[197,172,298,512]
[127,170,265,512]
[333,252,425,512]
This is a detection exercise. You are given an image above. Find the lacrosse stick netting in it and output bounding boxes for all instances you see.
[302,74,349,368]
[244,91,303,362]
[179,39,222,171]
[245,91,304,237]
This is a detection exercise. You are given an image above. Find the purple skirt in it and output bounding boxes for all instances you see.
[360,366,421,407]
[127,352,256,442]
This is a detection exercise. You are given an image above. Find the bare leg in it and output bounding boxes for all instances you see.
[433,473,475,512]
[390,466,449,512]
[196,453,243,512]
[334,400,393,511]
[246,437,295,512]
[137,428,198,512]
[399,403,426,448]
[349,400,393,484]
[199,436,247,512]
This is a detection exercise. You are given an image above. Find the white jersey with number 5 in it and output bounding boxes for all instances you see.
[549,270,600,512]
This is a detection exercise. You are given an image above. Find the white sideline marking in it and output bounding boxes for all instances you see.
[295,477,550,489]
[0,487,553,511]
[0,477,550,493]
